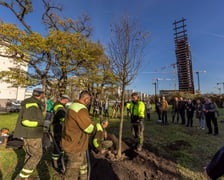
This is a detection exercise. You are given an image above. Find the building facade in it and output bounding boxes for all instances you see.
[0,47,27,107]
[173,18,195,94]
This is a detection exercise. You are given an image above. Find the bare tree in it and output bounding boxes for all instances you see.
[109,16,149,158]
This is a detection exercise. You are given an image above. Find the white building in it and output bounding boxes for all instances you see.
[0,46,28,107]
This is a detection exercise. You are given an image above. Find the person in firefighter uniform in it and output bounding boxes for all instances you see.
[51,95,70,171]
[14,88,45,179]
[129,92,145,151]
[61,90,94,180]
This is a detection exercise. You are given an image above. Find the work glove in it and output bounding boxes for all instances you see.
[43,120,51,132]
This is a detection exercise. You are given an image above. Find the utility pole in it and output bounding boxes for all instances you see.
[195,72,200,93]
[152,82,157,96]
[152,78,159,95]
[217,82,224,94]
[195,70,206,94]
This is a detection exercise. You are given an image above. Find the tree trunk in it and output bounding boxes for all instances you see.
[117,86,125,158]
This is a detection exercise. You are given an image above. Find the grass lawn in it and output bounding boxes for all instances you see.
[0,106,224,179]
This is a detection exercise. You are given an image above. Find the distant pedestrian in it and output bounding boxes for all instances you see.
[111,100,119,118]
[93,98,100,117]
[103,98,110,117]
[145,100,152,121]
[178,97,186,125]
[195,99,205,129]
[204,98,219,135]
[155,97,162,122]
[45,97,55,120]
[172,97,179,123]
[185,99,195,127]
[161,96,168,125]
[14,88,45,180]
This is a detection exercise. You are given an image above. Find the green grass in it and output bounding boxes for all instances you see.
[1,108,224,179]
[0,113,18,132]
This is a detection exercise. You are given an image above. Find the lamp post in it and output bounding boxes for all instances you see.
[152,78,159,95]
[217,82,224,94]
[195,72,200,93]
[152,82,157,96]
[194,70,206,94]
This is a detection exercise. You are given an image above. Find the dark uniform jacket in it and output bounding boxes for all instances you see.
[52,101,66,142]
[52,101,66,125]
[14,96,44,139]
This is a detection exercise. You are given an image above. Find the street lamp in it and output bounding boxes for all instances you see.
[194,70,206,94]
[195,72,200,93]
[152,82,157,96]
[217,82,224,94]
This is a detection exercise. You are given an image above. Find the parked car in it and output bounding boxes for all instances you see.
[5,101,21,113]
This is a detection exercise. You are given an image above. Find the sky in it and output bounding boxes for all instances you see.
[1,0,224,95]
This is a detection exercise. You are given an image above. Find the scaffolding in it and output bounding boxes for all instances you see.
[173,18,195,94]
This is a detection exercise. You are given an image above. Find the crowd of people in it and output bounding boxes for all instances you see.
[13,89,132,179]
[155,96,220,136]
[12,88,223,179]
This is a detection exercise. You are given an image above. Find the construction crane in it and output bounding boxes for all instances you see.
[145,63,206,93]
[152,78,175,94]
[144,63,178,91]
[214,86,222,94]
[217,82,224,94]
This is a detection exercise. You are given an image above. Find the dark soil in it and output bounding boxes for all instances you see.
[90,137,184,180]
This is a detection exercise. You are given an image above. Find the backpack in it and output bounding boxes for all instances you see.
[6,134,24,149]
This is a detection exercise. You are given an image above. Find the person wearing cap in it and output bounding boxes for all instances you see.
[50,94,70,171]
[129,92,145,151]
[61,90,94,180]
[14,88,45,180]
[91,119,113,154]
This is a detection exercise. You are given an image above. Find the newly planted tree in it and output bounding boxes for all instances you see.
[109,16,149,157]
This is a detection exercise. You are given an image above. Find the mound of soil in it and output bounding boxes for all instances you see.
[90,138,183,180]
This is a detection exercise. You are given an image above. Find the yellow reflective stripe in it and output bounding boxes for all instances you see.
[19,168,33,178]
[96,123,103,131]
[93,123,103,148]
[60,117,65,122]
[84,124,94,134]
[19,173,29,178]
[80,164,87,169]
[25,103,38,109]
[53,104,63,112]
[52,153,60,157]
[22,168,33,173]
[22,120,38,127]
[80,164,88,175]
[52,153,60,160]
[80,169,88,175]
[93,138,99,148]
[52,157,59,160]
[69,103,86,112]
[126,102,131,109]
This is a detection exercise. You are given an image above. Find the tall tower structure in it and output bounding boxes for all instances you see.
[173,18,194,94]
